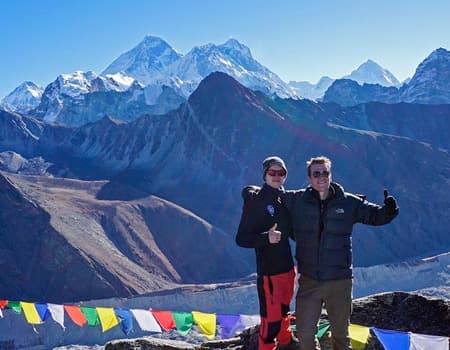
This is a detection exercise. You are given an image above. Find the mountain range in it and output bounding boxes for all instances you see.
[0,71,449,302]
[4,37,449,127]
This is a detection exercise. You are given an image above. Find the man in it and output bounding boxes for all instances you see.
[290,156,399,350]
[236,156,297,350]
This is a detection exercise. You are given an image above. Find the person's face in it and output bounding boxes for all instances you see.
[308,163,331,193]
[265,165,286,189]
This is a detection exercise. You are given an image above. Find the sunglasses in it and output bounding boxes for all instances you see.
[312,170,330,178]
[267,169,287,177]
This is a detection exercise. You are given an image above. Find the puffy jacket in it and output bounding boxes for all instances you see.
[236,184,294,276]
[287,182,398,281]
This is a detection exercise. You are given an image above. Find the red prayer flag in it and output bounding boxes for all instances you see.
[0,300,7,309]
[64,305,87,327]
[151,310,176,331]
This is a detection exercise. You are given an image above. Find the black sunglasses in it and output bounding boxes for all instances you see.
[312,170,330,178]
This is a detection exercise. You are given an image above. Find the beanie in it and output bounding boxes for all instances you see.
[262,156,288,180]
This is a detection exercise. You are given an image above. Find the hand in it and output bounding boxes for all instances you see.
[384,189,398,215]
[268,223,282,244]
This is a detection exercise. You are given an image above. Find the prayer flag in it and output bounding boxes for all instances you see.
[20,302,42,324]
[349,323,370,350]
[80,307,100,326]
[371,327,409,350]
[410,332,449,350]
[47,304,65,329]
[130,309,162,332]
[115,309,133,335]
[192,311,216,339]
[317,321,330,339]
[64,305,87,327]
[217,314,241,339]
[151,310,176,331]
[172,311,194,336]
[96,307,119,332]
[0,300,7,309]
[7,301,21,313]
[35,303,50,322]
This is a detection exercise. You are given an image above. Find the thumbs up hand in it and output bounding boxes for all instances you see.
[268,223,282,244]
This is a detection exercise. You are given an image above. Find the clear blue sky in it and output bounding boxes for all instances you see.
[1,0,450,98]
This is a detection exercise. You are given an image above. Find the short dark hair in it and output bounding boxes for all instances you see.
[306,156,332,176]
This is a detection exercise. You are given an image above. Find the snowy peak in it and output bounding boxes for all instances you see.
[0,81,43,113]
[57,70,98,97]
[344,59,400,87]
[102,35,182,85]
[174,38,295,98]
[220,38,252,57]
[402,47,450,103]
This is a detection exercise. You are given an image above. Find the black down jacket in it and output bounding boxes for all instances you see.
[236,184,294,276]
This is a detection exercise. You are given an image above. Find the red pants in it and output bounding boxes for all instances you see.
[257,268,296,350]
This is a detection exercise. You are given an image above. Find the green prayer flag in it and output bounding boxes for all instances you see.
[172,311,194,336]
[80,306,100,326]
[317,321,330,339]
[7,301,22,314]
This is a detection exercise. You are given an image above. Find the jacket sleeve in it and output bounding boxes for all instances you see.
[352,194,399,225]
[236,186,269,248]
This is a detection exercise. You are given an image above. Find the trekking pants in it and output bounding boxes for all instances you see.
[257,268,296,350]
[295,275,353,350]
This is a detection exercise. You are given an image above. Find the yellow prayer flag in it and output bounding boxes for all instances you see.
[96,307,119,332]
[349,323,371,350]
[20,302,42,325]
[192,311,216,339]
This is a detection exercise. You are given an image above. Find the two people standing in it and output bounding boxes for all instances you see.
[236,156,399,350]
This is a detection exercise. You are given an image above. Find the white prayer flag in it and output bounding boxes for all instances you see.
[130,309,162,333]
[47,303,65,330]
[410,332,449,350]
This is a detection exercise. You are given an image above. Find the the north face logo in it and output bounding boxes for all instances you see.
[336,208,345,214]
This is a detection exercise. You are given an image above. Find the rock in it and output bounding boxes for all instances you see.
[105,337,195,350]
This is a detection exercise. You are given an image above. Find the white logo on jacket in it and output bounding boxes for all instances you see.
[336,208,345,214]
[267,205,275,216]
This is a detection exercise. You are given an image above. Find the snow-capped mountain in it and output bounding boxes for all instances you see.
[288,76,334,100]
[33,70,138,122]
[102,35,183,85]
[343,59,400,87]
[170,39,296,98]
[0,81,43,113]
[401,47,450,104]
[102,36,296,98]
[289,60,400,101]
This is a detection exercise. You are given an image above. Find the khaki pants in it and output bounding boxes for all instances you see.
[295,275,353,350]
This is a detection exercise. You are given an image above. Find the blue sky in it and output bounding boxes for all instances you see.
[1,0,450,98]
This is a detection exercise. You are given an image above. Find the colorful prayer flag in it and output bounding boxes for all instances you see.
[96,307,119,332]
[20,302,42,324]
[371,327,409,350]
[80,307,100,326]
[35,303,50,322]
[192,311,216,339]
[317,321,330,339]
[410,332,449,350]
[64,305,87,327]
[349,323,370,350]
[7,301,22,313]
[217,314,241,339]
[115,309,133,335]
[47,304,65,329]
[130,309,162,332]
[172,311,194,336]
[151,310,176,331]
